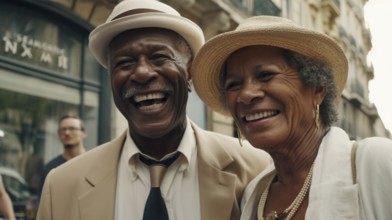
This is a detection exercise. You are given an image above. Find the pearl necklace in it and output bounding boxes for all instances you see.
[257,162,315,220]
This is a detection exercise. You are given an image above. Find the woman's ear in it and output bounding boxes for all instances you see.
[314,86,327,105]
[187,80,193,92]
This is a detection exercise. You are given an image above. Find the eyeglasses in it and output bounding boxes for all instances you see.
[58,127,82,133]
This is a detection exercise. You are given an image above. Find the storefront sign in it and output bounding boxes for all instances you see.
[2,31,69,70]
[0,4,82,77]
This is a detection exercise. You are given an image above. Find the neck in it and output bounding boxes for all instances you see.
[271,126,327,186]
[63,144,86,160]
[138,140,181,160]
[132,120,187,160]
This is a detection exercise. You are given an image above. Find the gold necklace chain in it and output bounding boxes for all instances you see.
[257,162,315,220]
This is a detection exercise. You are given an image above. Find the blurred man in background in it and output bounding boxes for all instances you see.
[37,115,87,199]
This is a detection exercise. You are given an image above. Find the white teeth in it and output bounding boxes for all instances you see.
[245,111,277,121]
[134,93,165,102]
[139,103,164,111]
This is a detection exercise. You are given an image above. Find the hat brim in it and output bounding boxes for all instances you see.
[192,27,348,116]
[89,13,204,68]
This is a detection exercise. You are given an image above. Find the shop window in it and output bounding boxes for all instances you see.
[0,69,98,198]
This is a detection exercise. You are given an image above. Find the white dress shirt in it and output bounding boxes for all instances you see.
[115,119,201,220]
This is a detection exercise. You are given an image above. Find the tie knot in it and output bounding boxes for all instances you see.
[139,152,180,187]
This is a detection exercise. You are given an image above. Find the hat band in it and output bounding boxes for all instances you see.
[112,8,165,21]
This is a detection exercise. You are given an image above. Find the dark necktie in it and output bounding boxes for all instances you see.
[139,153,180,220]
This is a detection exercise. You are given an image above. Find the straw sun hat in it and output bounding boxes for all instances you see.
[89,0,205,69]
[191,16,348,116]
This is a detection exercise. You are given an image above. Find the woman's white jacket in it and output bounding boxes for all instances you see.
[241,127,392,220]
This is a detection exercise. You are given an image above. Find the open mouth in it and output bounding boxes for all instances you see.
[243,110,279,122]
[132,92,168,111]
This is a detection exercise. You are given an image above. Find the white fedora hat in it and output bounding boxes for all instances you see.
[89,0,205,69]
[191,16,348,116]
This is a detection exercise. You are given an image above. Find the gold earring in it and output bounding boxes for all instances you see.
[187,80,193,92]
[315,104,320,129]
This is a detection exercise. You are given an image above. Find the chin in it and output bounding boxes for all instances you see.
[63,144,75,149]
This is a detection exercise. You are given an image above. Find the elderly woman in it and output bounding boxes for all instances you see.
[191,16,392,220]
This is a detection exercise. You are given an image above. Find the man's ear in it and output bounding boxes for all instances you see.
[187,61,193,80]
[187,61,193,92]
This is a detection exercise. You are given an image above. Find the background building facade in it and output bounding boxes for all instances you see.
[0,0,390,218]
[158,0,390,140]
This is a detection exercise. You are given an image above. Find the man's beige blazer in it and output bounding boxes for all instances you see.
[37,122,270,220]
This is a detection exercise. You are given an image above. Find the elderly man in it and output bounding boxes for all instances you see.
[37,1,270,220]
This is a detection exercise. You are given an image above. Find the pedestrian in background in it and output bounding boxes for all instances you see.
[0,174,16,220]
[36,1,271,220]
[37,114,87,199]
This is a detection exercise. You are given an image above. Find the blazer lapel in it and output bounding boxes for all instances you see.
[78,131,127,220]
[306,127,360,219]
[198,160,238,220]
[192,123,238,220]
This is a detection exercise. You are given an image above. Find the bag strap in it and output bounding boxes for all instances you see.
[351,142,358,184]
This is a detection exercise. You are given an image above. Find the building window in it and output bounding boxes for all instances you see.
[253,0,281,16]
[231,0,252,12]
[231,0,281,16]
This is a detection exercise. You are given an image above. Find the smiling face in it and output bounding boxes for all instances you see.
[108,28,192,140]
[224,45,321,151]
